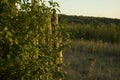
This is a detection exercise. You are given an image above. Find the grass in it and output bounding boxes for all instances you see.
[63,39,120,80]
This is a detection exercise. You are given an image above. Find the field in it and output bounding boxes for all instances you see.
[1,1,120,80]
[63,39,120,80]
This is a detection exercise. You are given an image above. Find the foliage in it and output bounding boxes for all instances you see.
[0,0,69,80]
[59,14,120,25]
[59,14,120,43]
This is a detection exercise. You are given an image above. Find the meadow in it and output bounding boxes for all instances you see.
[63,40,120,80]
[64,39,120,80]
[59,14,120,80]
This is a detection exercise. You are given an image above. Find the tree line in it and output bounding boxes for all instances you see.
[59,14,120,43]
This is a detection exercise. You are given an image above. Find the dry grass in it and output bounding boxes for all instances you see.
[63,39,120,80]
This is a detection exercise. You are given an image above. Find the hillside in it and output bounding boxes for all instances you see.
[59,14,120,25]
[59,14,120,43]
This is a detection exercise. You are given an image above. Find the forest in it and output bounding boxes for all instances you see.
[59,14,120,43]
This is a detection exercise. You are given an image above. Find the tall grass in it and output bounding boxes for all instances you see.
[72,39,120,56]
[63,39,120,80]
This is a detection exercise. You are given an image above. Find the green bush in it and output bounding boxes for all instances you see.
[0,0,69,80]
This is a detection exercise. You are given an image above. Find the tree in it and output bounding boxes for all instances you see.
[0,0,69,80]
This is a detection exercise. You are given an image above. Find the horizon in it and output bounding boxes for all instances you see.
[56,0,120,19]
[59,13,120,20]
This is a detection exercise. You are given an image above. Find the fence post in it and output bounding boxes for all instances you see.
[55,14,63,80]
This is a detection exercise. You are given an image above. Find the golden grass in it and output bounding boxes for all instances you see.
[63,40,120,80]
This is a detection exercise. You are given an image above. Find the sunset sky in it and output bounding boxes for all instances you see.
[56,0,120,19]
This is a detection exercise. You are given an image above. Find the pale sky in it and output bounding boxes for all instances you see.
[56,0,120,19]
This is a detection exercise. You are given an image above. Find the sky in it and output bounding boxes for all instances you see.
[55,0,120,19]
